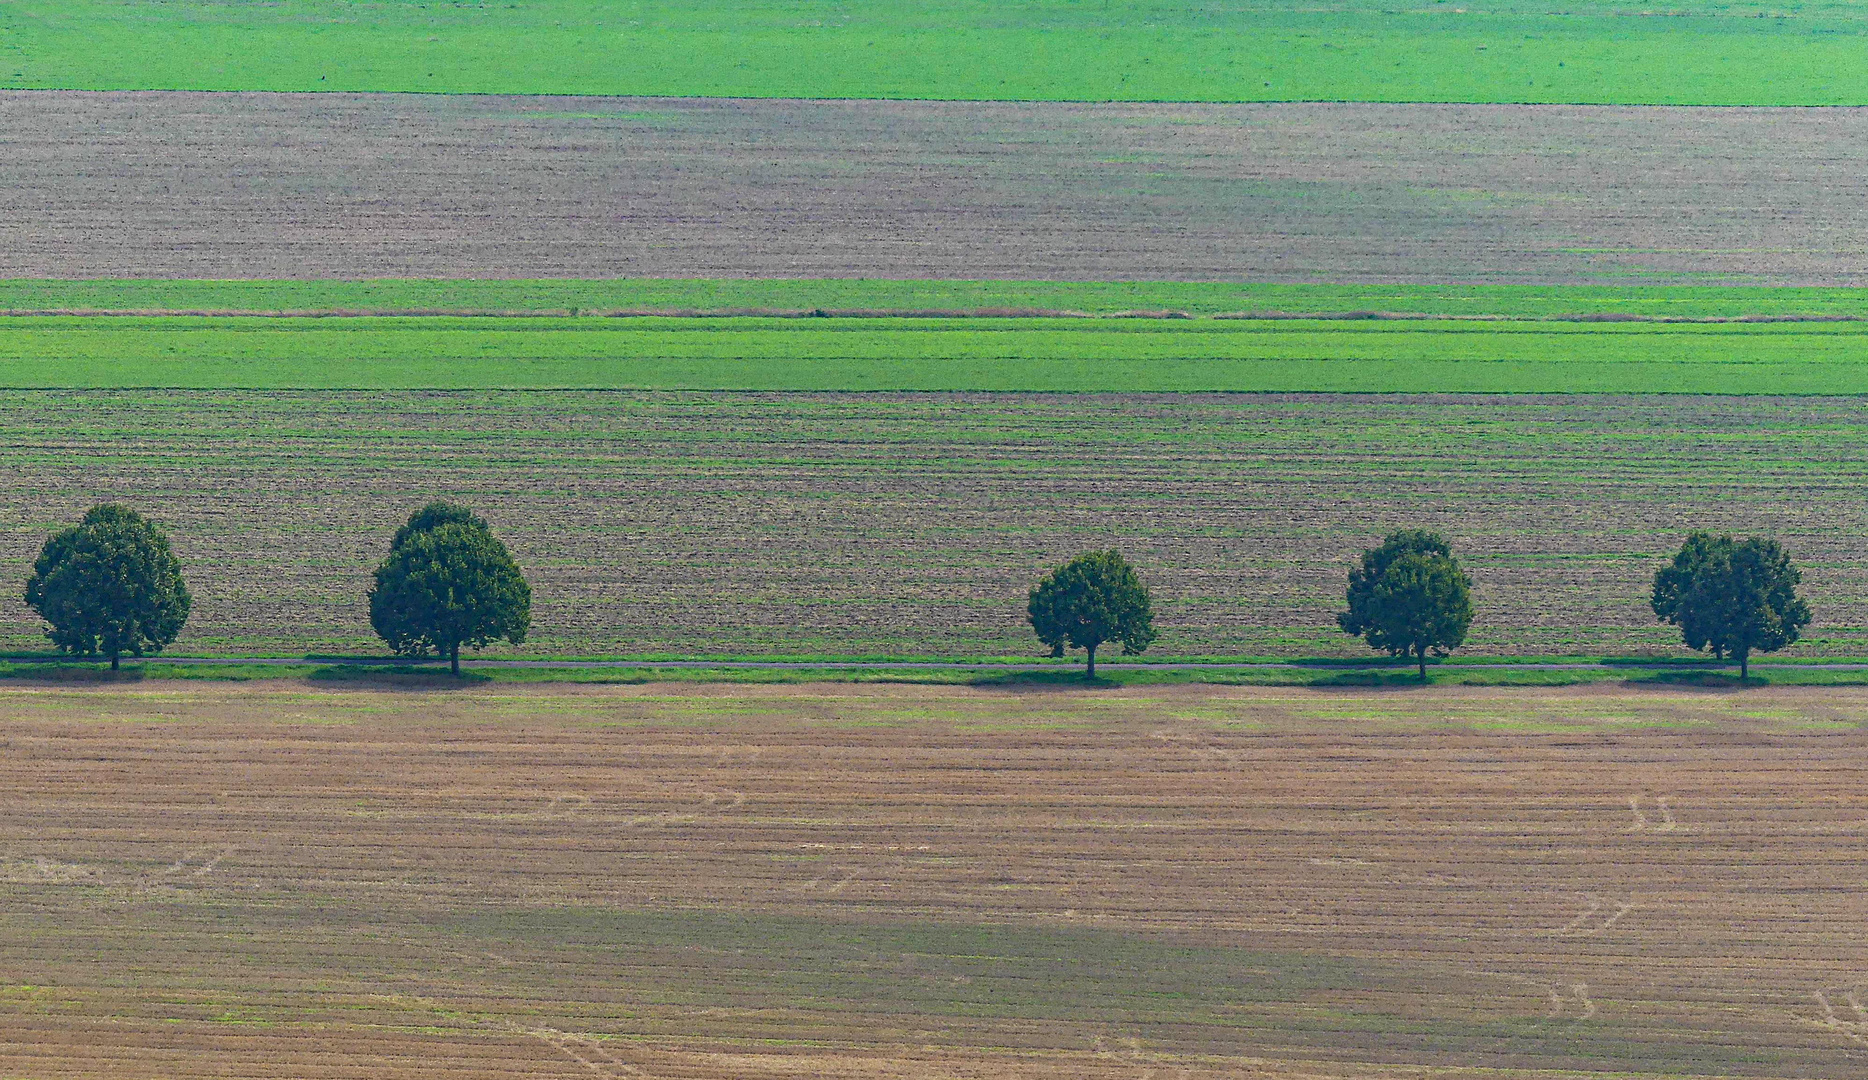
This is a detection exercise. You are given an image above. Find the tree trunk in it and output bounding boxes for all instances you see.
[1085,643,1097,680]
[1739,650,1748,682]
[1417,646,1427,682]
[450,642,461,677]
[109,652,119,671]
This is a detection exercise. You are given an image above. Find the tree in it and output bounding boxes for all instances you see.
[1027,549,1157,678]
[1338,530,1474,680]
[390,500,484,550]
[24,504,191,670]
[1651,532,1810,680]
[368,503,532,675]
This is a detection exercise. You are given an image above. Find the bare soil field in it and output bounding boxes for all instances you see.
[0,680,1866,1077]
[6,92,1868,284]
[0,390,1863,660]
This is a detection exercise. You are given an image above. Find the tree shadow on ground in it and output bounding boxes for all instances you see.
[967,670,1114,691]
[0,663,146,683]
[1304,670,1436,688]
[307,664,491,687]
[1624,670,1756,689]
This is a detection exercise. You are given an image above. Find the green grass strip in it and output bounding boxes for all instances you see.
[9,662,1866,690]
[7,315,1868,392]
[6,280,1868,320]
[13,1,1868,105]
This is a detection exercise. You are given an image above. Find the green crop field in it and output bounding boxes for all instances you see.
[10,279,1868,320]
[8,0,1868,104]
[7,314,1868,393]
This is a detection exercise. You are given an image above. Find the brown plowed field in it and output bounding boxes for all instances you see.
[6,92,1868,283]
[0,390,1864,659]
[1,681,1866,1077]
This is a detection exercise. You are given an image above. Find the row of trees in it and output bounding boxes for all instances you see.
[1029,530,1812,680]
[23,502,531,673]
[17,505,1813,681]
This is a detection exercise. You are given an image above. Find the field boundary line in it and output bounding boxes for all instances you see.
[63,656,1868,672]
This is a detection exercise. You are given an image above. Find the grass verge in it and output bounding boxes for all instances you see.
[5,660,1864,688]
[6,280,1868,320]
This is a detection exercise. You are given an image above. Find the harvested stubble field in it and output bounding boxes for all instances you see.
[3,680,1868,1078]
[11,93,1868,285]
[0,389,1863,660]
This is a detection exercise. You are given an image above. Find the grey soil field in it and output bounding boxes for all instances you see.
[0,390,1862,659]
[4,91,1868,283]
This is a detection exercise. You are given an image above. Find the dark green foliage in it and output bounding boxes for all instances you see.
[1652,533,1811,680]
[1027,550,1157,677]
[391,500,486,550]
[1338,530,1474,679]
[23,504,191,669]
[369,503,532,675]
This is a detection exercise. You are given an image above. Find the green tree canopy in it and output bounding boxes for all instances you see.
[1027,549,1156,678]
[391,500,486,550]
[1338,529,1474,679]
[1651,532,1810,680]
[369,503,532,675]
[24,504,192,669]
